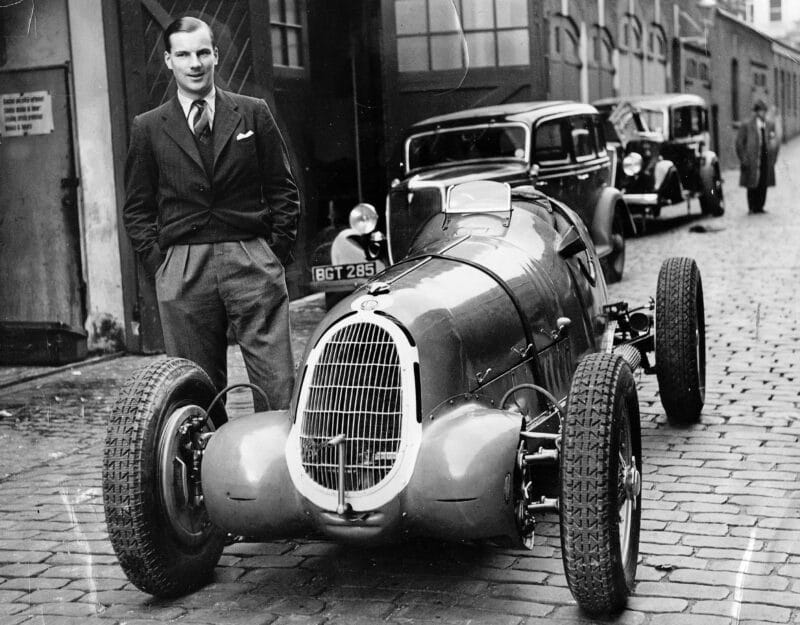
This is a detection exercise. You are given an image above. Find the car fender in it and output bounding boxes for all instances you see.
[202,410,311,539]
[330,227,368,265]
[653,158,676,191]
[591,186,634,256]
[402,401,521,544]
[699,150,719,187]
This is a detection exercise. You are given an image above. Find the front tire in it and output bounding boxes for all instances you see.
[560,353,641,615]
[655,257,706,426]
[102,358,227,597]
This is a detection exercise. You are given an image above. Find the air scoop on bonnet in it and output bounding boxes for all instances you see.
[286,312,422,512]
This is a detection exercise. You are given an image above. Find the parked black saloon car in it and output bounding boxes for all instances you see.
[593,93,724,222]
[310,101,634,303]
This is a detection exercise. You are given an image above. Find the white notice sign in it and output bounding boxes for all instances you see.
[1,91,54,137]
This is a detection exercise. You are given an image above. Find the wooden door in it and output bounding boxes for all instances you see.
[0,66,83,329]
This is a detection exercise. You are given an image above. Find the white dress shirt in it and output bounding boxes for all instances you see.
[177,87,216,131]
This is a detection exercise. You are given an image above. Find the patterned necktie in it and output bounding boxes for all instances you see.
[191,99,210,141]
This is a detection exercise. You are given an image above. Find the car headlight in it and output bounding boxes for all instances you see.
[622,152,643,176]
[349,203,378,235]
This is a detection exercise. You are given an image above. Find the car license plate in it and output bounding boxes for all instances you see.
[311,261,378,283]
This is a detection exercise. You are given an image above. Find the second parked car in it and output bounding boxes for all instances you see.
[593,93,724,223]
[310,101,634,303]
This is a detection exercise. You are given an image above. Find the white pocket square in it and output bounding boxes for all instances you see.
[236,130,254,140]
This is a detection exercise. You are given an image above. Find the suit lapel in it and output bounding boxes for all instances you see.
[161,98,206,173]
[213,89,242,167]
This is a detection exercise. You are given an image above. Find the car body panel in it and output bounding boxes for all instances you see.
[203,402,522,546]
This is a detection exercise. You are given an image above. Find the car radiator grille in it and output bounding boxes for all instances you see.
[299,321,404,492]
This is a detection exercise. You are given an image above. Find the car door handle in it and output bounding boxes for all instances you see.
[576,173,589,180]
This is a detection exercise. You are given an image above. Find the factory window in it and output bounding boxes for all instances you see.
[770,0,781,22]
[270,0,304,68]
[395,0,530,71]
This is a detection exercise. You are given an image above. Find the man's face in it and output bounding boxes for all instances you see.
[755,106,767,121]
[164,26,218,98]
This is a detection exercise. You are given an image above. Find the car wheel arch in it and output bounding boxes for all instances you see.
[591,187,634,247]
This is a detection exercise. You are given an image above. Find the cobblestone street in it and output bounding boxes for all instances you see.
[0,138,799,624]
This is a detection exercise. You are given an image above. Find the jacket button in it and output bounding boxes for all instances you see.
[191,225,199,231]
[198,185,206,192]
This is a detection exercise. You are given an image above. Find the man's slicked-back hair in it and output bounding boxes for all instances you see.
[163,16,215,52]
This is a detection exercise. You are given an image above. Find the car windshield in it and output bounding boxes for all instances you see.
[598,102,646,145]
[638,108,665,135]
[671,106,706,138]
[406,124,527,172]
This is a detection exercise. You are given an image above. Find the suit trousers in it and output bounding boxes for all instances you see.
[747,154,770,213]
[155,238,295,411]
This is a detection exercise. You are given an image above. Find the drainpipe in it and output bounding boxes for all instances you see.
[350,31,363,203]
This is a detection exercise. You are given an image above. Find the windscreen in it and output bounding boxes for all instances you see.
[406,124,527,172]
[638,108,665,135]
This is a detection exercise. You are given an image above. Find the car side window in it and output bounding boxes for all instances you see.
[673,106,703,139]
[534,119,570,164]
[593,116,607,156]
[571,116,597,161]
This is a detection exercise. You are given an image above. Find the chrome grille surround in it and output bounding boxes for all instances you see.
[286,311,421,512]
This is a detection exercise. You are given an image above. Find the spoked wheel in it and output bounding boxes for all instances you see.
[655,257,706,426]
[102,358,227,597]
[601,210,626,284]
[560,353,642,615]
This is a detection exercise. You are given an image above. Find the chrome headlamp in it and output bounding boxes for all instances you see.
[622,152,643,176]
[349,203,379,235]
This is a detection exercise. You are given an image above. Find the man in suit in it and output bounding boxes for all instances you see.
[123,16,300,411]
[735,98,780,214]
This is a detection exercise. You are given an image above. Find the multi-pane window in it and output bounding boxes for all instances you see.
[395,0,530,72]
[270,0,304,68]
[770,0,781,22]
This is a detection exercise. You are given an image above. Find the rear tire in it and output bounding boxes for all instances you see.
[102,358,227,597]
[560,353,641,615]
[655,257,706,426]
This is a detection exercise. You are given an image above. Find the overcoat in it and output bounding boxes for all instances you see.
[735,115,779,189]
[123,87,299,275]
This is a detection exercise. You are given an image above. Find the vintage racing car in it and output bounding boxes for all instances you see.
[310,101,634,307]
[593,93,724,224]
[103,181,706,615]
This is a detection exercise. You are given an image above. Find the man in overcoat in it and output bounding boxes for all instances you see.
[123,16,300,410]
[735,99,780,214]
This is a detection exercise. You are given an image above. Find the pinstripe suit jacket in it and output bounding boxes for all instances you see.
[123,88,300,276]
